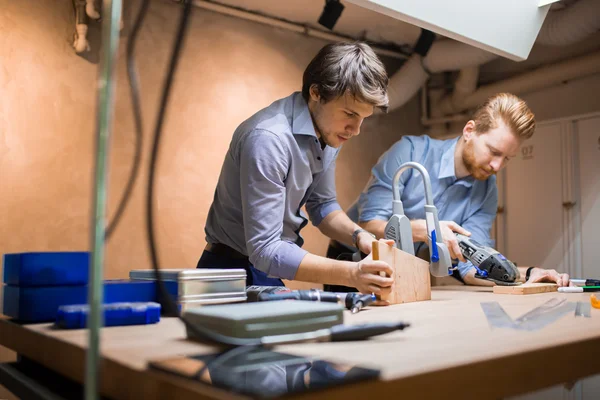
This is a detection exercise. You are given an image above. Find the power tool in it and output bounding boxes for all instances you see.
[246,286,376,314]
[455,234,521,286]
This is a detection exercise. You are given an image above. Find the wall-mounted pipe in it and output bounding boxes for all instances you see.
[430,65,479,124]
[389,0,600,114]
[190,0,599,118]
[190,0,408,60]
[387,54,429,110]
[536,0,600,46]
[425,49,600,135]
[423,40,498,73]
[453,50,600,114]
[387,39,499,113]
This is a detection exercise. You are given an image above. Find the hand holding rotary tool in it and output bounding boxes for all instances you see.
[455,233,520,286]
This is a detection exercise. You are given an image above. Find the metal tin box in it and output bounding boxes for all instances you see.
[184,301,344,340]
[129,268,247,310]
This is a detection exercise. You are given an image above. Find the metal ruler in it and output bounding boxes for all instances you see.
[481,298,577,331]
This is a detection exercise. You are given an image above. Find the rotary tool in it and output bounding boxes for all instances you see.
[455,233,521,286]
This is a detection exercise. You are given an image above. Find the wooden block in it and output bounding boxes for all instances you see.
[493,283,558,295]
[372,241,431,304]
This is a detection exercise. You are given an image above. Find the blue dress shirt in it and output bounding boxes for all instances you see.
[205,92,342,279]
[346,135,498,277]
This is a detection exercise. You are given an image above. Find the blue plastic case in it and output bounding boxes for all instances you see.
[3,252,90,286]
[2,280,170,322]
[56,302,161,329]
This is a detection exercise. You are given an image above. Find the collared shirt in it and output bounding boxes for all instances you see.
[205,92,342,279]
[346,135,498,277]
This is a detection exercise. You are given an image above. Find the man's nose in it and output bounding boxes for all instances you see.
[347,119,363,136]
[490,157,503,171]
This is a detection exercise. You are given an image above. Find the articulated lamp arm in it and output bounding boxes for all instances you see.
[385,162,453,277]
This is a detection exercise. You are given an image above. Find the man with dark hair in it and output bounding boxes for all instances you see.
[325,92,572,291]
[199,42,393,295]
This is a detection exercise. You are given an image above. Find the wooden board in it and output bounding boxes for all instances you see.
[372,240,431,304]
[493,283,558,295]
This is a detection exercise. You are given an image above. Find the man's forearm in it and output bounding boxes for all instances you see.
[295,252,355,286]
[462,268,495,287]
[358,219,386,239]
[317,210,361,247]
[360,219,427,242]
[410,220,427,242]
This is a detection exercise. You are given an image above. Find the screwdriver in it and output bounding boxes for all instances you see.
[257,289,375,313]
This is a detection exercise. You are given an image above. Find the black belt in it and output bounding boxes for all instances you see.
[205,243,249,261]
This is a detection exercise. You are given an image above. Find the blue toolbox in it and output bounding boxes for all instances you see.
[56,302,161,329]
[3,280,160,322]
[3,252,89,286]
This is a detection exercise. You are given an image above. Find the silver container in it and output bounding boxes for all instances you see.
[129,268,247,309]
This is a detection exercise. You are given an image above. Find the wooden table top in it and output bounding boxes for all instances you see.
[1,287,599,399]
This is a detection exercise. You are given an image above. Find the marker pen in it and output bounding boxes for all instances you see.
[559,286,600,293]
[570,279,600,287]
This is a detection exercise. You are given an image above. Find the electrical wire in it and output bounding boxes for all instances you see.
[131,0,411,349]
[104,0,148,239]
[141,0,261,346]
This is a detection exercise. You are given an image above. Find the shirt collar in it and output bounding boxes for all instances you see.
[438,137,474,187]
[291,92,318,137]
[438,137,458,180]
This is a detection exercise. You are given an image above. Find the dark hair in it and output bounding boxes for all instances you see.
[302,42,389,112]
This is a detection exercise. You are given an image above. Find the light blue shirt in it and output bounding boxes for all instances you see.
[205,92,342,279]
[346,135,498,278]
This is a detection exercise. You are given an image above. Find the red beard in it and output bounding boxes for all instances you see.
[463,140,495,181]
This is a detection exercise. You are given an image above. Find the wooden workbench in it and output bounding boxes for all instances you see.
[1,287,599,399]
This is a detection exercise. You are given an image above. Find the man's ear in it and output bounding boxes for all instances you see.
[309,85,321,103]
[463,120,476,141]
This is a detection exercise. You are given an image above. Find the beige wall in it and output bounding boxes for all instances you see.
[0,0,421,288]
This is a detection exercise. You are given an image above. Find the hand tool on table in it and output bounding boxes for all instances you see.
[246,286,376,313]
[481,298,576,331]
[574,301,591,318]
[570,278,600,286]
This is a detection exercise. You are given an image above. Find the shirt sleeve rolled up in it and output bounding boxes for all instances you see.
[305,158,342,226]
[239,130,307,280]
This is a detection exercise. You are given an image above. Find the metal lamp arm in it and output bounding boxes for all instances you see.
[387,162,452,277]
